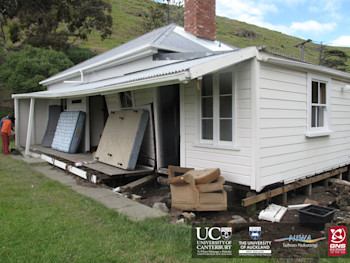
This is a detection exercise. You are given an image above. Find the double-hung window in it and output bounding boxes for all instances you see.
[199,71,234,146]
[307,74,332,137]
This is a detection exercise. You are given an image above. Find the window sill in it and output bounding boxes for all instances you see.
[193,143,241,151]
[305,130,333,138]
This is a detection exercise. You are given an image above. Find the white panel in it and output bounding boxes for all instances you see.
[258,62,350,190]
[105,94,119,113]
[18,99,30,147]
[95,109,149,170]
[183,61,253,186]
[34,100,50,145]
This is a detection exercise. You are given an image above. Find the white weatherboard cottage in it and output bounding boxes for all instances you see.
[12,0,350,192]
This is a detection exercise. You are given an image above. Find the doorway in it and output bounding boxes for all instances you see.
[89,95,108,151]
[157,85,180,168]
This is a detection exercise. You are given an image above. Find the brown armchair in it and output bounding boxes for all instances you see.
[168,166,227,211]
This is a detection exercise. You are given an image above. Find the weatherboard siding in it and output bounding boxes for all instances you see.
[183,61,252,186]
[257,62,350,190]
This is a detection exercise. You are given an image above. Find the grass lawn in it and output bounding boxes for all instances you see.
[0,154,195,262]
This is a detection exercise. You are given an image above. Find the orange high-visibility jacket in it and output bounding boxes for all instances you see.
[1,119,12,136]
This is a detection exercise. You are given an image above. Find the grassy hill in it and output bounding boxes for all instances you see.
[75,0,350,71]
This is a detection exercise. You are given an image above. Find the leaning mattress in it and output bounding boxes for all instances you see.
[95,109,149,171]
[51,111,86,153]
[41,105,62,147]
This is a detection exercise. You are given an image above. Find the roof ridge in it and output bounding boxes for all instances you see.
[152,24,177,45]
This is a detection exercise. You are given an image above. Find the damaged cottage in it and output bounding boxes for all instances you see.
[12,0,350,202]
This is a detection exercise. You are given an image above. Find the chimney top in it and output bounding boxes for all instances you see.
[184,0,216,41]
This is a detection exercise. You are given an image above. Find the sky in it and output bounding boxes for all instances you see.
[154,0,350,47]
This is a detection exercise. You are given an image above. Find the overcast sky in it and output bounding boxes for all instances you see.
[154,0,350,47]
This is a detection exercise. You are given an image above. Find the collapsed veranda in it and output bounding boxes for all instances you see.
[12,0,350,193]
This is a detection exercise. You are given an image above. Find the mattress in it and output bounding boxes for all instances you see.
[41,105,62,147]
[51,111,86,153]
[95,109,149,171]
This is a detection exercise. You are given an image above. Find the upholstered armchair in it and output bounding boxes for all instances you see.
[168,166,227,211]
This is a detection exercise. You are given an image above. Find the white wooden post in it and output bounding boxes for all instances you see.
[179,83,186,167]
[14,98,20,149]
[25,98,35,156]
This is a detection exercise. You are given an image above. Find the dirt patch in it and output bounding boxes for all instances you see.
[129,179,350,228]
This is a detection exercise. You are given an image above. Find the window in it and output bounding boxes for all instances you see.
[199,71,234,146]
[307,74,332,137]
[311,81,326,127]
[201,75,213,140]
[119,91,133,109]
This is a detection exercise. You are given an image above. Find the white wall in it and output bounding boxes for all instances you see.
[182,61,253,186]
[47,56,172,91]
[257,62,350,191]
[17,99,59,147]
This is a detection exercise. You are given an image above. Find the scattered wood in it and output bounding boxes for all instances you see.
[304,198,322,206]
[329,178,350,187]
[242,167,348,207]
[181,212,196,220]
[288,204,311,210]
[121,174,157,192]
[131,194,142,201]
[157,176,169,186]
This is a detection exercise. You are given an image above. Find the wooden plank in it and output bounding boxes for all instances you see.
[121,174,157,192]
[242,166,348,207]
[328,178,350,187]
[34,145,153,177]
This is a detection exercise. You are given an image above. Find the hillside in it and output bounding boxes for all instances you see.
[74,0,350,71]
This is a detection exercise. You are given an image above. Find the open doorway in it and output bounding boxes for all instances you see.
[89,95,108,151]
[157,85,180,168]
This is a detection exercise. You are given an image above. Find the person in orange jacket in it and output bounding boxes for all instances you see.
[1,114,14,155]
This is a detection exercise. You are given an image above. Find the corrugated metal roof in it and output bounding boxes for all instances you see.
[13,51,238,99]
[41,24,238,84]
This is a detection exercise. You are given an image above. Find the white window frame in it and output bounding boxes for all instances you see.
[306,74,332,137]
[197,70,236,148]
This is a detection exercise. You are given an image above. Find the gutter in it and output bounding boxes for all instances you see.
[39,44,159,85]
[63,70,84,84]
[12,71,190,99]
[261,56,350,81]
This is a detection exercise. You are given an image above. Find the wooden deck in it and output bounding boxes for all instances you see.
[32,145,154,178]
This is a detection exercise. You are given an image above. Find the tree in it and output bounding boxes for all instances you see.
[142,2,167,31]
[64,46,96,65]
[1,0,113,51]
[142,1,183,31]
[0,45,74,93]
[0,0,19,49]
[320,49,348,72]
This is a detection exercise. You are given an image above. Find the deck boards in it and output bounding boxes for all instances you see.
[32,145,153,177]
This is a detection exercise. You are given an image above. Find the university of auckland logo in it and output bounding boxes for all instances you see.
[249,226,261,240]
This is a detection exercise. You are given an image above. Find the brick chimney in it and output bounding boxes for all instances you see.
[184,0,216,41]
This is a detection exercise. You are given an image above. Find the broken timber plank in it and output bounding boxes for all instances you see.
[121,174,157,192]
[328,178,350,187]
[242,167,348,207]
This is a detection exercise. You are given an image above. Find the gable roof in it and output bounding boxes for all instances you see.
[13,47,256,99]
[40,24,237,85]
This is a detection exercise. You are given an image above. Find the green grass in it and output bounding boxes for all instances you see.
[0,155,194,262]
